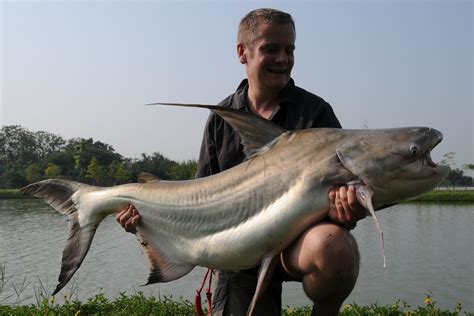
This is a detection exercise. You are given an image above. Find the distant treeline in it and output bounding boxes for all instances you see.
[0,125,197,189]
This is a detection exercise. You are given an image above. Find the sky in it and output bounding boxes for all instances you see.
[1,0,472,170]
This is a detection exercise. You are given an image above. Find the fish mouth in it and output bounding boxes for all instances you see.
[422,133,442,168]
[424,151,438,168]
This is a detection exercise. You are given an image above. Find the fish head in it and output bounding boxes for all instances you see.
[336,127,450,207]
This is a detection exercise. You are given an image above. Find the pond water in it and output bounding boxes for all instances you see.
[0,199,472,310]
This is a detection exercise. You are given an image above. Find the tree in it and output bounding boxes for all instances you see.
[107,160,130,185]
[44,163,62,179]
[0,125,65,165]
[1,125,38,164]
[463,164,474,171]
[107,160,119,184]
[167,160,198,180]
[441,168,473,188]
[440,152,456,168]
[25,163,42,183]
[0,126,65,187]
[114,162,130,184]
[0,163,27,189]
[34,130,65,159]
[73,138,124,180]
[130,152,175,180]
[45,150,75,179]
[74,139,87,178]
[463,164,474,178]
[85,157,103,184]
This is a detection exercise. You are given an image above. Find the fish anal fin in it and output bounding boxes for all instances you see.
[136,231,193,284]
[246,255,279,316]
[138,172,161,183]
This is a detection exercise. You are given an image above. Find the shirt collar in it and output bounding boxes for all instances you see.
[233,78,297,111]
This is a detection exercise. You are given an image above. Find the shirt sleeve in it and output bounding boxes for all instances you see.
[195,113,220,178]
[312,102,342,129]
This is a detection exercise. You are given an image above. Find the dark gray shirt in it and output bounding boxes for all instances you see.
[196,78,342,178]
[196,78,342,315]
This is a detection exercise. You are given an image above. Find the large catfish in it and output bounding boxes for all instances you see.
[21,103,450,315]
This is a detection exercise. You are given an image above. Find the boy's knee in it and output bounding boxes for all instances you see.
[306,224,359,302]
[282,223,360,304]
[313,224,358,260]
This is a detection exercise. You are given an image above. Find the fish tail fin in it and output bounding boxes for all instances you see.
[21,179,100,295]
[20,179,89,214]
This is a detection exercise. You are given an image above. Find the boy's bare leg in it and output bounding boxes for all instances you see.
[281,222,360,315]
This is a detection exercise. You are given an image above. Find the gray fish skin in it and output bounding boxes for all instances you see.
[21,104,450,312]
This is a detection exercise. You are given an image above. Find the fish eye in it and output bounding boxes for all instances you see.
[410,145,419,157]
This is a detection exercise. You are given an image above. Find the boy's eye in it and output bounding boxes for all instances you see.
[264,47,277,53]
[261,45,294,55]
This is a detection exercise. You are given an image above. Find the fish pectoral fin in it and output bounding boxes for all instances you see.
[354,184,374,212]
[138,172,161,183]
[354,185,386,268]
[136,232,193,284]
[336,144,366,177]
[246,255,279,316]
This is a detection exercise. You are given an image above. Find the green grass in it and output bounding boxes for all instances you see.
[0,292,195,316]
[411,190,474,202]
[0,292,471,315]
[0,263,470,315]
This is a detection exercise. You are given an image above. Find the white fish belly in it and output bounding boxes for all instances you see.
[186,181,330,270]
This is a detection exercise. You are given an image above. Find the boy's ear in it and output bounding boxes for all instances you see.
[237,43,247,64]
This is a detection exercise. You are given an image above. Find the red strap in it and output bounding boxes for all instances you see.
[194,293,205,316]
[206,269,213,314]
[194,268,213,316]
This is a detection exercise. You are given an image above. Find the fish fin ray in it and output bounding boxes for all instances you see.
[336,147,360,176]
[355,185,386,268]
[148,102,286,158]
[53,213,97,295]
[136,232,194,284]
[138,172,161,183]
[247,255,279,316]
[21,180,102,294]
[20,179,92,214]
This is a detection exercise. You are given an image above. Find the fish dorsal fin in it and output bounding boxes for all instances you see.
[138,172,161,183]
[147,102,286,158]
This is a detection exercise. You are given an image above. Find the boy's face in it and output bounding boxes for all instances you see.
[239,22,296,94]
